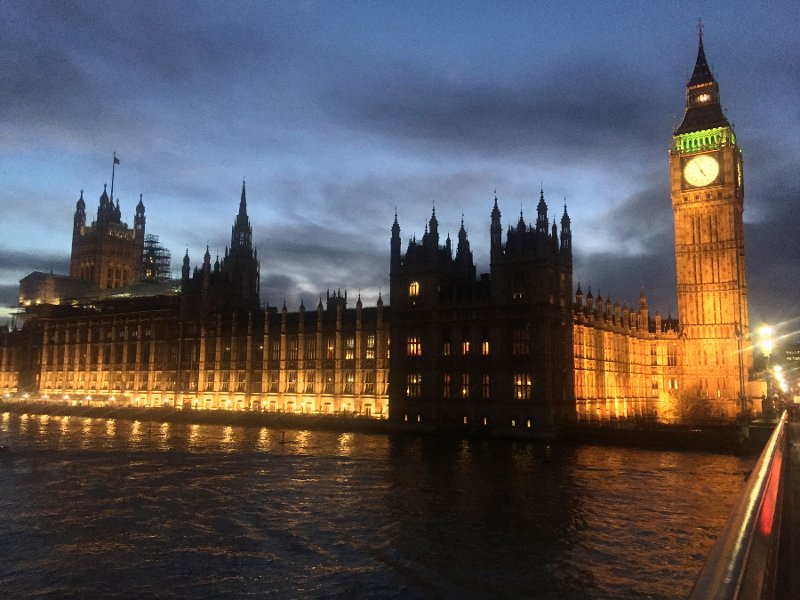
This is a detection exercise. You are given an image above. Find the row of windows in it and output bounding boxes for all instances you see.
[407,334,528,357]
[405,372,532,400]
[271,335,378,361]
[44,369,384,396]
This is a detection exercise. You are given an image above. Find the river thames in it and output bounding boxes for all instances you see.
[0,411,754,599]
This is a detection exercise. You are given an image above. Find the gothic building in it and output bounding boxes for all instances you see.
[10,186,389,417]
[670,28,751,416]
[180,181,261,313]
[1,30,754,428]
[70,186,146,289]
[389,192,574,431]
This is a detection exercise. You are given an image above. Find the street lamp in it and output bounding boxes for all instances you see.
[758,326,774,418]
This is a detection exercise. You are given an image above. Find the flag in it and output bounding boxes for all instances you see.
[114,155,120,165]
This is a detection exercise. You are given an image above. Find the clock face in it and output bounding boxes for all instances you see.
[683,155,720,187]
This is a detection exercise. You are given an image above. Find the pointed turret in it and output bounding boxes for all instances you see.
[181,249,190,285]
[560,204,572,257]
[490,192,502,265]
[535,188,548,235]
[74,190,86,231]
[391,210,401,270]
[455,216,474,279]
[202,245,211,274]
[231,179,252,252]
[637,288,649,331]
[428,205,439,248]
[675,25,731,134]
[134,193,145,241]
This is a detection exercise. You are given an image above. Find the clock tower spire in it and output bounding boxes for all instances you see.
[670,27,750,418]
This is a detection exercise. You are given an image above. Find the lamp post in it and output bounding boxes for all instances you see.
[758,326,774,418]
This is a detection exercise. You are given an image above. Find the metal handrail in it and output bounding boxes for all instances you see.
[688,412,787,599]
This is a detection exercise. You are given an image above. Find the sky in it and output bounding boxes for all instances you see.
[1,0,798,332]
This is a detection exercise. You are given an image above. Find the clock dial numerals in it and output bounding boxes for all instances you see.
[683,155,720,187]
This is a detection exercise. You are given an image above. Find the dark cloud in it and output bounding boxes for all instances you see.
[327,58,670,165]
[0,284,19,310]
[0,249,69,276]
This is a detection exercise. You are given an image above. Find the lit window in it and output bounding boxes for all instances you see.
[363,371,375,394]
[408,281,420,297]
[697,93,710,103]
[345,336,355,360]
[344,371,355,393]
[406,373,422,397]
[443,342,451,356]
[482,373,490,399]
[461,373,470,398]
[513,373,532,400]
[407,335,422,356]
[481,341,489,356]
[305,371,315,393]
[462,341,471,355]
[366,335,376,360]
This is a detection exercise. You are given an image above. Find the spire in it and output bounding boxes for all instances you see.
[536,188,548,234]
[230,180,253,253]
[490,191,502,264]
[181,248,190,281]
[560,203,572,256]
[428,205,439,246]
[136,193,145,214]
[688,20,714,87]
[239,179,247,217]
[391,209,402,270]
[491,190,501,220]
[675,25,730,135]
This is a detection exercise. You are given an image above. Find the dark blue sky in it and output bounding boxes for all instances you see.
[1,1,798,330]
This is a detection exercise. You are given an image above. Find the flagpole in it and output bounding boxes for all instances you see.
[110,151,118,201]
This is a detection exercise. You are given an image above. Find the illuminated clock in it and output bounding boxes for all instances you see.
[683,155,719,187]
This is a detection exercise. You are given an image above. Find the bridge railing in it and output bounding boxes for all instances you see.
[688,411,787,600]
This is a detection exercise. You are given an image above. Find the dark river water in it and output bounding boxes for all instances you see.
[0,411,754,599]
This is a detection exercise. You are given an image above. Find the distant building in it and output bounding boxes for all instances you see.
[70,187,145,289]
[8,186,389,416]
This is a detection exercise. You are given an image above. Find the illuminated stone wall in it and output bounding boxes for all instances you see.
[572,289,681,423]
[29,295,389,418]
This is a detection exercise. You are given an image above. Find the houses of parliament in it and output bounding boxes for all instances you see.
[0,33,754,431]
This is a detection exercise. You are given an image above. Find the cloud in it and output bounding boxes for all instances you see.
[0,249,69,279]
[326,58,670,167]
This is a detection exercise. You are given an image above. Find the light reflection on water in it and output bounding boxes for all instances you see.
[0,412,754,599]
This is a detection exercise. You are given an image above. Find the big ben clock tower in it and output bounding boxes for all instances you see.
[670,26,750,418]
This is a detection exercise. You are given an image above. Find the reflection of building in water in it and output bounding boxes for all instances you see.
[1,31,753,427]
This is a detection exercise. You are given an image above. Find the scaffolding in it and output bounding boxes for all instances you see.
[141,234,172,281]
